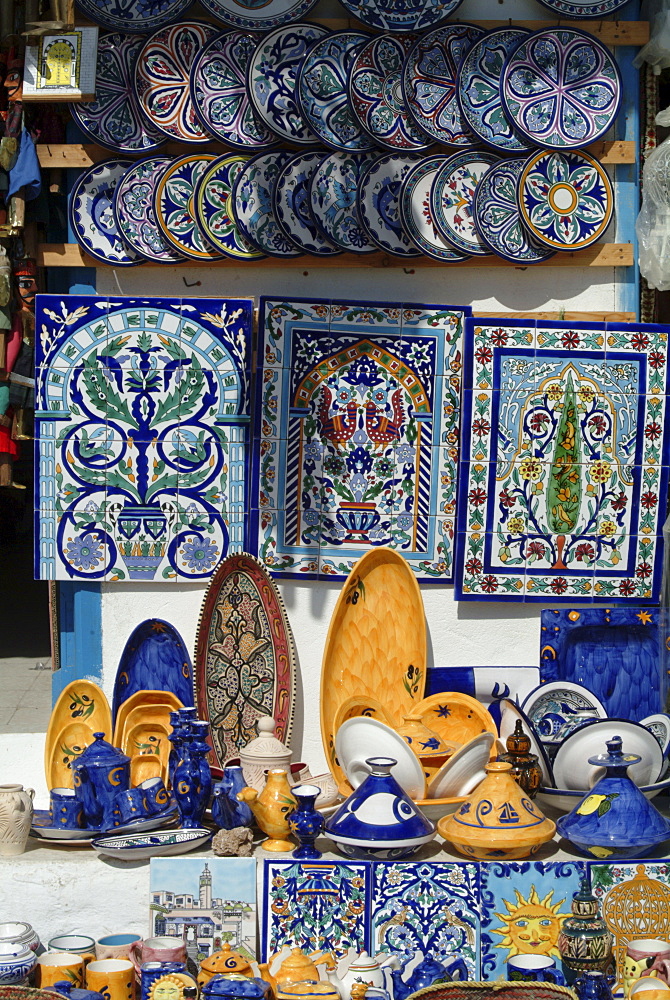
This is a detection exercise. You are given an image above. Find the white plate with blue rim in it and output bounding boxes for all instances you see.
[522,681,607,745]
[552,718,664,792]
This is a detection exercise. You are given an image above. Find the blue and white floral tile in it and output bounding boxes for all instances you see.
[253,508,321,577]
[371,862,480,980]
[479,861,586,980]
[261,860,371,961]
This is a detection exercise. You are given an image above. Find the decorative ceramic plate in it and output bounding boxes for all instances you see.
[427,731,496,799]
[74,0,194,32]
[154,154,226,261]
[502,27,622,149]
[199,0,319,30]
[334,695,393,728]
[535,0,632,14]
[194,154,266,260]
[112,618,193,725]
[457,28,533,153]
[518,148,614,251]
[92,827,212,861]
[134,22,218,143]
[399,155,468,261]
[273,151,342,257]
[402,24,484,147]
[641,713,670,755]
[45,681,112,790]
[473,157,555,264]
[69,33,166,153]
[69,159,144,267]
[190,31,279,150]
[115,701,177,751]
[122,722,171,781]
[349,33,430,151]
[335,716,426,799]
[231,151,303,257]
[321,548,427,774]
[194,553,297,775]
[522,681,607,745]
[113,156,186,263]
[414,692,497,748]
[113,690,184,747]
[498,698,554,786]
[336,0,464,33]
[297,31,373,152]
[358,153,423,256]
[309,152,377,253]
[31,810,98,842]
[247,23,328,144]
[430,150,499,256]
[552,718,664,791]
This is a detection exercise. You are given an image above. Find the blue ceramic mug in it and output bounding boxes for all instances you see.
[113,788,150,826]
[50,788,83,829]
[140,962,189,1000]
[507,955,565,984]
[138,777,170,815]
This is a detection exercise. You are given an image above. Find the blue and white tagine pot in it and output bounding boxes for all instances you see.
[325,756,435,859]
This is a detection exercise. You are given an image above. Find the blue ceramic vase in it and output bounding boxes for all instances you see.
[288,783,324,859]
[212,766,253,830]
[72,732,130,829]
[168,711,187,789]
[173,721,212,829]
[556,736,670,858]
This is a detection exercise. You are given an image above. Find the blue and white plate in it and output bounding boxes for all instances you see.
[457,27,533,153]
[336,0,465,33]
[69,33,166,153]
[473,157,554,264]
[522,681,607,745]
[273,151,342,257]
[399,155,467,262]
[502,27,622,150]
[75,0,194,32]
[402,23,484,147]
[154,154,225,261]
[309,151,377,254]
[134,22,218,143]
[247,23,328,145]
[297,31,374,152]
[232,151,303,257]
[194,153,266,259]
[518,149,614,252]
[199,0,319,31]
[358,153,423,257]
[430,150,499,256]
[349,33,430,152]
[69,159,144,267]
[536,0,632,16]
[113,155,186,263]
[191,31,279,150]
[92,826,212,861]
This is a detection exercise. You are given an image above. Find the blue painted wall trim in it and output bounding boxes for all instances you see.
[53,582,103,700]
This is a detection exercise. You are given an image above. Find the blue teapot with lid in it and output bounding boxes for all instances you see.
[573,972,615,1000]
[73,732,130,829]
[383,952,467,1000]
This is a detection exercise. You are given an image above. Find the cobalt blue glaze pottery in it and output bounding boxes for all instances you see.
[73,732,130,829]
[556,736,670,859]
[52,980,106,1000]
[212,766,253,831]
[202,975,271,1000]
[173,721,212,829]
[288,783,324,859]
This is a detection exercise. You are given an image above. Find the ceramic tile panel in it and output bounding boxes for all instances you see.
[479,861,586,980]
[251,297,471,582]
[34,294,252,581]
[455,318,670,602]
[261,860,371,961]
[371,861,480,980]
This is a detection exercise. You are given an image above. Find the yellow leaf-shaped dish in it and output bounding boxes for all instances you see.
[44,681,112,790]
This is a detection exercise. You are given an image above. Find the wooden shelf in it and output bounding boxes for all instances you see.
[37,242,634,269]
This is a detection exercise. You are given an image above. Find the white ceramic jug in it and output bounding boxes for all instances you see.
[0,784,34,856]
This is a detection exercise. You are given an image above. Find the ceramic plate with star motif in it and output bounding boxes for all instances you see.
[473,157,554,264]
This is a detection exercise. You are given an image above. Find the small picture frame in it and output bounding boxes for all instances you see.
[23,26,98,101]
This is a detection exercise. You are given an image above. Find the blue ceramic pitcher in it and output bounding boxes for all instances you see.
[73,733,130,829]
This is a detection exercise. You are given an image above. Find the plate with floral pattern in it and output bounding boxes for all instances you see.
[501,27,622,149]
[134,22,218,143]
[457,27,533,153]
[349,33,430,152]
[518,148,614,251]
[535,0,632,17]
[75,0,194,32]
[473,157,554,264]
[399,155,467,262]
[199,0,319,31]
[430,150,499,256]
[336,0,464,33]
[402,23,484,147]
[273,151,342,257]
[309,151,377,254]
[358,153,423,256]
[113,156,186,263]
[194,154,266,259]
[69,159,144,267]
[231,151,304,257]
[190,31,278,150]
[247,23,328,145]
[297,31,374,152]
[154,154,225,260]
[70,33,166,153]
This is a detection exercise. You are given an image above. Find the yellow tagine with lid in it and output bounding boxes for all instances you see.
[438,760,556,859]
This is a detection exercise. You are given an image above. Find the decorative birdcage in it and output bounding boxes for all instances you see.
[601,864,670,990]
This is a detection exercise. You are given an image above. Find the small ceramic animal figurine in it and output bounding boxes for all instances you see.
[238,768,297,852]
[498,719,543,798]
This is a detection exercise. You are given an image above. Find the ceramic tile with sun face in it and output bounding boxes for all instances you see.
[34,294,252,582]
[456,318,670,603]
[251,297,470,581]
[479,860,586,980]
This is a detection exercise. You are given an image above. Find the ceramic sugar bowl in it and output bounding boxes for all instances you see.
[239,717,292,793]
[197,944,254,987]
[0,941,38,985]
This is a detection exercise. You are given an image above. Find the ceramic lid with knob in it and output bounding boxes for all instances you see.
[74,733,130,768]
[240,717,291,763]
